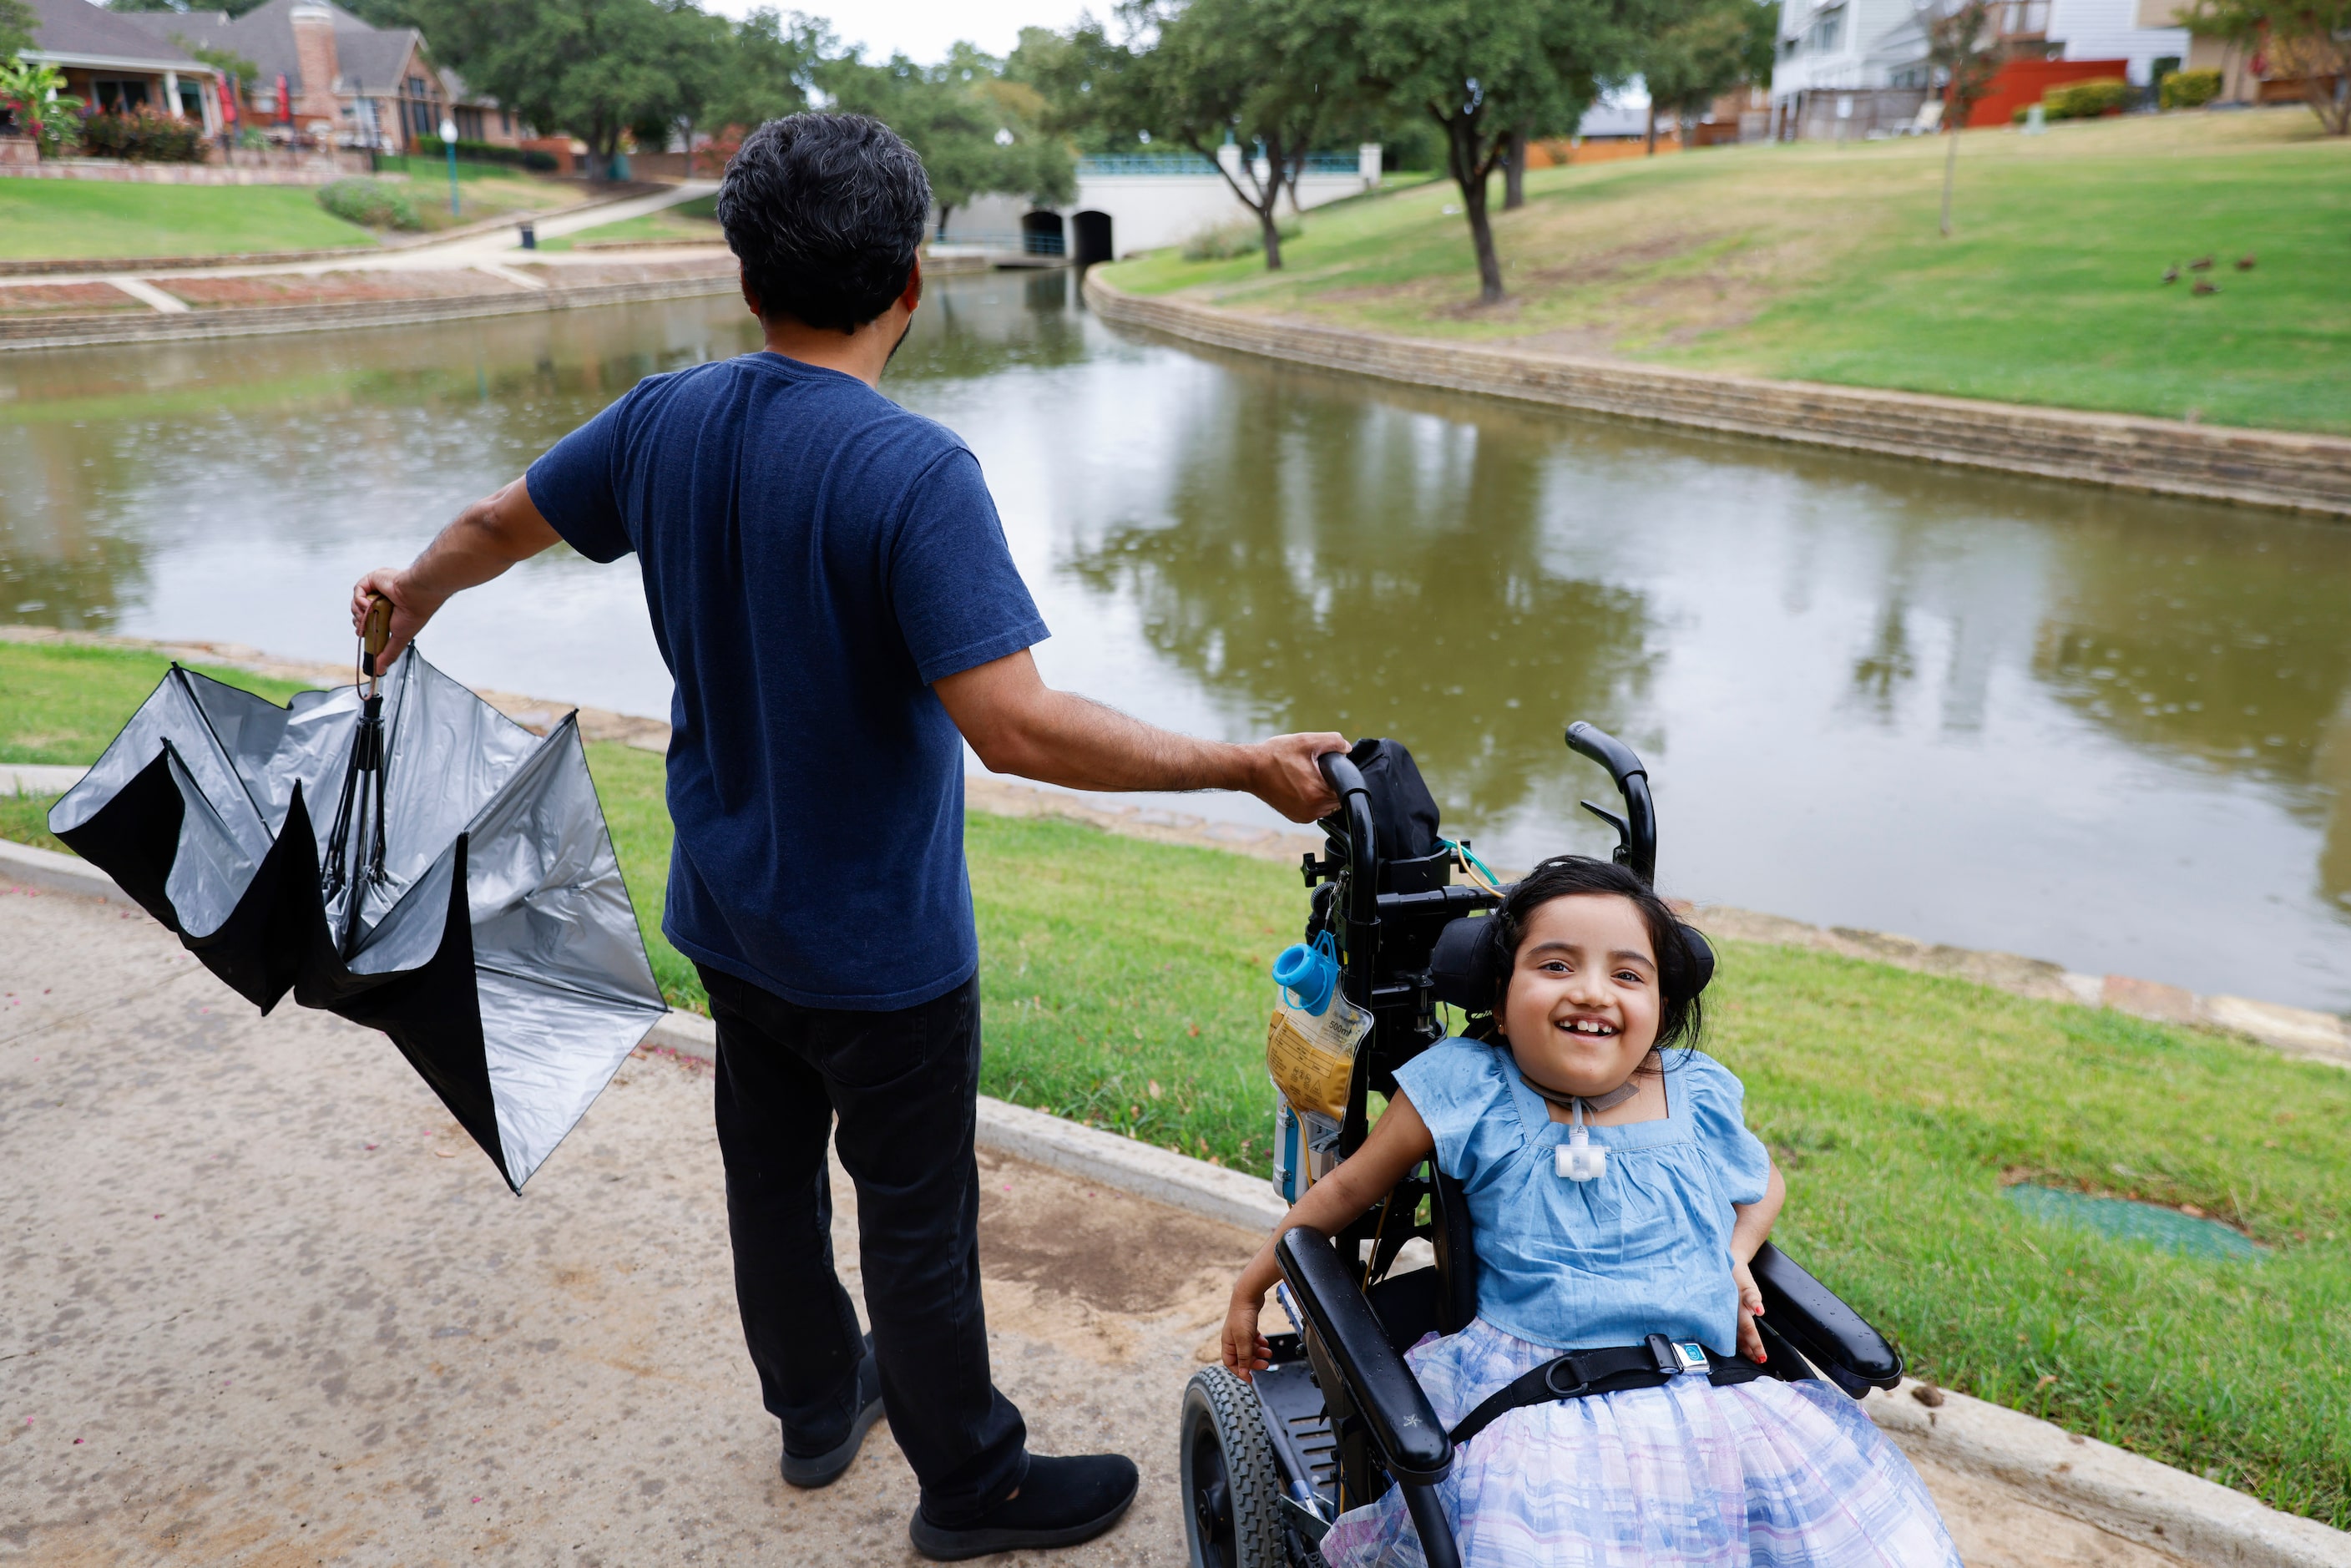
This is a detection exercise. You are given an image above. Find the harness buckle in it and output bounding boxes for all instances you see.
[1669,1340,1710,1375]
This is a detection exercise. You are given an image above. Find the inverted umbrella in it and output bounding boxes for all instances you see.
[47,633,669,1191]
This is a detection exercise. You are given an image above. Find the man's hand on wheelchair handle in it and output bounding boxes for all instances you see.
[1248,732,1350,822]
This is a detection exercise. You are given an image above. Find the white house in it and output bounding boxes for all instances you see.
[947,144,1383,264]
[1769,0,2189,136]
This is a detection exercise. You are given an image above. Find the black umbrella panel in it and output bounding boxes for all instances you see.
[47,645,670,1191]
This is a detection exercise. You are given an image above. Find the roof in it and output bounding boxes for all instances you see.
[22,0,213,73]
[119,0,431,95]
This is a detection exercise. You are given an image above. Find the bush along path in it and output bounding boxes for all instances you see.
[3,629,2349,1528]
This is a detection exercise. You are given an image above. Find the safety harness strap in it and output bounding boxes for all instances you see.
[1447,1333,1767,1448]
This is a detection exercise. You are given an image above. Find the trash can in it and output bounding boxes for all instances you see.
[518,220,537,250]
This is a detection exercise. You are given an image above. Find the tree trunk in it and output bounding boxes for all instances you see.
[1503,124,1528,210]
[937,202,956,240]
[1445,116,1504,303]
[2311,69,2350,136]
[1939,124,1959,235]
[1260,203,1283,270]
[1646,103,1658,155]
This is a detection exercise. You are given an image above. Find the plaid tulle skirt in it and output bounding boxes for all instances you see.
[1318,1319,1963,1568]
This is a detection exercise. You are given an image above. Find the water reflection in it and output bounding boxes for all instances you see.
[1,273,2347,1008]
[1066,371,1658,827]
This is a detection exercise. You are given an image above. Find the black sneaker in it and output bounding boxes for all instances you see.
[908,1453,1139,1561]
[781,1335,884,1490]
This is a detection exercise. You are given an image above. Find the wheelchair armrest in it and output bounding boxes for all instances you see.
[1751,1242,1904,1396]
[1276,1227,1453,1484]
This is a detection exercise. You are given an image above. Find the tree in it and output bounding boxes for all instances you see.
[0,56,82,154]
[1004,17,1155,154]
[1640,0,1772,151]
[822,48,1077,237]
[2179,0,2350,134]
[1918,0,2002,235]
[0,0,34,61]
[1121,0,1355,270]
[1354,0,1646,302]
[409,0,699,177]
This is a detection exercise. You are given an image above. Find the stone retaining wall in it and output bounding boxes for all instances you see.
[0,269,736,351]
[1084,274,2351,520]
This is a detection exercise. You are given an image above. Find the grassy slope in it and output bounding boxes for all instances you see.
[4,640,2348,1523]
[537,194,721,252]
[1105,110,2351,434]
[0,180,377,260]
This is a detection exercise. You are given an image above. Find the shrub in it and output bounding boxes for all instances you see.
[2041,77,2132,120]
[1180,215,1302,260]
[2160,68,2222,109]
[76,108,206,162]
[316,176,420,230]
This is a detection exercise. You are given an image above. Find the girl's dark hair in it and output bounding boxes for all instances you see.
[717,114,932,333]
[1490,855,1706,1055]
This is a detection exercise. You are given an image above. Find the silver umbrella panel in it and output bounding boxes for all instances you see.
[48,648,670,1191]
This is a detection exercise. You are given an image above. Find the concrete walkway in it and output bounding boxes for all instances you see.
[18,182,721,294]
[0,882,2205,1566]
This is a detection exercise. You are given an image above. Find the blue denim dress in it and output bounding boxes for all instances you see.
[1391,1037,1773,1356]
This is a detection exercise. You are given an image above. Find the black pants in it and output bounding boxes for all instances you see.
[700,964,1028,1525]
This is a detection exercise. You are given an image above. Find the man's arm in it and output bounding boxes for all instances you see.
[349,477,561,667]
[934,649,1347,824]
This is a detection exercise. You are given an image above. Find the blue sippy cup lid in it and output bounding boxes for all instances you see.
[1272,932,1339,1016]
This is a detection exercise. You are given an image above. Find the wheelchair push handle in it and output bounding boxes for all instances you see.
[1317,749,1368,800]
[1565,721,1645,787]
[1565,722,1658,887]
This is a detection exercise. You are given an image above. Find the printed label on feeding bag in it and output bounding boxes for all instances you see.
[1266,1001,1367,1120]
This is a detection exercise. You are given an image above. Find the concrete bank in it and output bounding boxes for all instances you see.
[0,266,736,352]
[1083,273,2351,522]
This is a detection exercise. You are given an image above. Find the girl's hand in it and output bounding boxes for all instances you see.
[1732,1257,1768,1363]
[1223,1292,1272,1380]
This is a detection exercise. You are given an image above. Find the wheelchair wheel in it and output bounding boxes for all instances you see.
[1181,1365,1289,1568]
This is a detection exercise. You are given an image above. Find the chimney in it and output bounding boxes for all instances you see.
[290,2,343,130]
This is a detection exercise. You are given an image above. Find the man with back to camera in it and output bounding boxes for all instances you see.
[347,114,1347,1559]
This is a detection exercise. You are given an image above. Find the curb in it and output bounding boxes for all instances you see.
[0,269,736,352]
[639,1009,1287,1234]
[1081,273,2351,520]
[0,185,670,279]
[8,832,2348,1561]
[1872,1379,2351,1566]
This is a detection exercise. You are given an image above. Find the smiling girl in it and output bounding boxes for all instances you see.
[1222,857,1959,1566]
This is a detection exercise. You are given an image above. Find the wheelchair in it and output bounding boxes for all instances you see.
[1179,724,1907,1568]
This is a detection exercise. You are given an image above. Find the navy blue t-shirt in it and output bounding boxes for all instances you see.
[526,352,1047,1009]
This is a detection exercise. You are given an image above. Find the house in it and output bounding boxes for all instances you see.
[117,0,518,154]
[13,0,224,132]
[1769,0,2192,136]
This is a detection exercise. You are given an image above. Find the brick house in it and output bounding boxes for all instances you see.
[117,0,518,154]
[12,0,225,133]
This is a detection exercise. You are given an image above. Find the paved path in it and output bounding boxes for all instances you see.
[0,883,2185,1565]
[21,183,722,293]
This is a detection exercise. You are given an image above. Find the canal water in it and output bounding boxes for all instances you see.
[4,271,2347,1012]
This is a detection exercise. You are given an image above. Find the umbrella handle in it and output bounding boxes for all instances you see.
[361,595,393,688]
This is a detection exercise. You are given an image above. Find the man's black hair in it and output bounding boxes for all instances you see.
[716,114,931,334]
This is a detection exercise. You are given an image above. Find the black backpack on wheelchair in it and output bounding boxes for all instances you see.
[1178,725,1907,1568]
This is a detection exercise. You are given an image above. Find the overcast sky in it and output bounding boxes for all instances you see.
[701,0,1101,66]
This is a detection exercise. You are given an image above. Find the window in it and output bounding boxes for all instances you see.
[1805,5,1846,53]
[93,78,154,113]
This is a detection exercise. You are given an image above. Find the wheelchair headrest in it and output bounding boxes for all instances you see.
[1428,911,1716,1013]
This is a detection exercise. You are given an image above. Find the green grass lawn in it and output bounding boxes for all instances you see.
[0,180,378,260]
[1104,109,2351,434]
[5,637,2348,1525]
[538,194,721,252]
